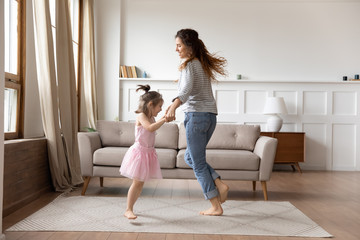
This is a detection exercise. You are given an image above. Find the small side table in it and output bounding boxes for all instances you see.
[260,132,305,173]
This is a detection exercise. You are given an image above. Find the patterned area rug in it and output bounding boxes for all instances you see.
[7,195,332,237]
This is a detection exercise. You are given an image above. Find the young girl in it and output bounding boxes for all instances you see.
[120,84,166,220]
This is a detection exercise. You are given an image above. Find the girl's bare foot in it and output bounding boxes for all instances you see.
[200,196,223,216]
[124,210,137,219]
[215,178,229,203]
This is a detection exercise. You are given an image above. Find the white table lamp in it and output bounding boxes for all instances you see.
[263,97,288,132]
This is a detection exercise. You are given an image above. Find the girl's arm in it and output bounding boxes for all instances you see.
[137,113,166,132]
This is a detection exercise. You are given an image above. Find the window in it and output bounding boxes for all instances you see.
[4,0,25,139]
[4,0,81,139]
[70,0,80,87]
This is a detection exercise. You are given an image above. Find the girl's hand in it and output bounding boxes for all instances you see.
[160,115,167,121]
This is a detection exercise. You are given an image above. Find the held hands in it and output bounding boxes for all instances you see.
[165,104,176,122]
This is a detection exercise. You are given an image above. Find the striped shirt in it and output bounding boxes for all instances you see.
[175,59,218,114]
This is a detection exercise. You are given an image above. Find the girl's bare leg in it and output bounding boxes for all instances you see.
[200,196,223,216]
[124,179,144,219]
[215,178,229,203]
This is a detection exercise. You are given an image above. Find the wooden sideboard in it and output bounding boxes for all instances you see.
[260,132,305,173]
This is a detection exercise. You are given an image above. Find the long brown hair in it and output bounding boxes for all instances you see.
[176,28,227,81]
[135,85,163,117]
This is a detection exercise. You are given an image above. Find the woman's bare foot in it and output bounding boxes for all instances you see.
[124,210,137,219]
[215,178,229,203]
[200,206,223,216]
[200,196,223,216]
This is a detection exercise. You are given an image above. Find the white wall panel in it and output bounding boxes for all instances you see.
[244,122,267,131]
[281,123,297,132]
[216,90,239,114]
[303,123,327,170]
[303,91,327,115]
[333,91,357,116]
[128,88,139,113]
[332,124,356,170]
[245,91,267,114]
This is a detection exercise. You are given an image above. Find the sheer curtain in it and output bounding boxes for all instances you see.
[32,0,82,191]
[81,0,98,129]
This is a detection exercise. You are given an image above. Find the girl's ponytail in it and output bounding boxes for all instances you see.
[136,84,151,93]
[135,85,163,116]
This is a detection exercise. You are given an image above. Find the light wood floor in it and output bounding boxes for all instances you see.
[3,171,360,240]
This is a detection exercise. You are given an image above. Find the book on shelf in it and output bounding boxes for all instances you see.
[126,66,133,78]
[120,65,127,78]
[120,65,138,78]
[131,66,137,78]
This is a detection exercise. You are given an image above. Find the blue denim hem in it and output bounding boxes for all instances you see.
[212,172,220,181]
[204,188,219,200]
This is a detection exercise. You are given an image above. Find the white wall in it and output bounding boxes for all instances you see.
[121,0,360,81]
[92,0,121,123]
[1,0,5,237]
[91,0,360,126]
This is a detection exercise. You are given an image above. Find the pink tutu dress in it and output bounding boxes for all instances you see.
[119,125,162,181]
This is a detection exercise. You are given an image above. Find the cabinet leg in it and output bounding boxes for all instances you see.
[295,163,302,173]
[100,177,104,187]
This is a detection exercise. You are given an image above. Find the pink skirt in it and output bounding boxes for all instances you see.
[119,143,162,182]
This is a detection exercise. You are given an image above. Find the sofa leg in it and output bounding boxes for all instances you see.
[261,181,268,201]
[81,177,91,196]
[100,177,104,187]
[252,181,256,191]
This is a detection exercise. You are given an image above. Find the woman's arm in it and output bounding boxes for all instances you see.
[166,98,182,121]
[137,113,166,132]
[177,63,194,104]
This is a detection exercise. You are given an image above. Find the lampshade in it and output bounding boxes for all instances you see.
[263,97,288,115]
[263,97,288,132]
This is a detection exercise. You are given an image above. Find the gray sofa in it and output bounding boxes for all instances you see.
[78,120,278,200]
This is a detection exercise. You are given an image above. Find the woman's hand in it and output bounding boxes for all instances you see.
[165,98,182,122]
[166,105,176,122]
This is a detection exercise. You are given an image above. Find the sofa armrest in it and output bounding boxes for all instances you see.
[253,136,278,181]
[78,132,102,176]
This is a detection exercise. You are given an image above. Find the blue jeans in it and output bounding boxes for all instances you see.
[184,112,220,200]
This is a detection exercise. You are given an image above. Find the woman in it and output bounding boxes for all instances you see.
[166,29,229,216]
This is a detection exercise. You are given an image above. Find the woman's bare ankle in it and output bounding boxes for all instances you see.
[215,178,229,203]
[200,196,223,216]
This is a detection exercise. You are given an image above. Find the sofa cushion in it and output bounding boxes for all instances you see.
[94,147,127,166]
[178,123,260,151]
[156,148,177,169]
[154,123,178,149]
[93,147,177,169]
[97,121,135,147]
[97,120,179,149]
[176,149,260,171]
